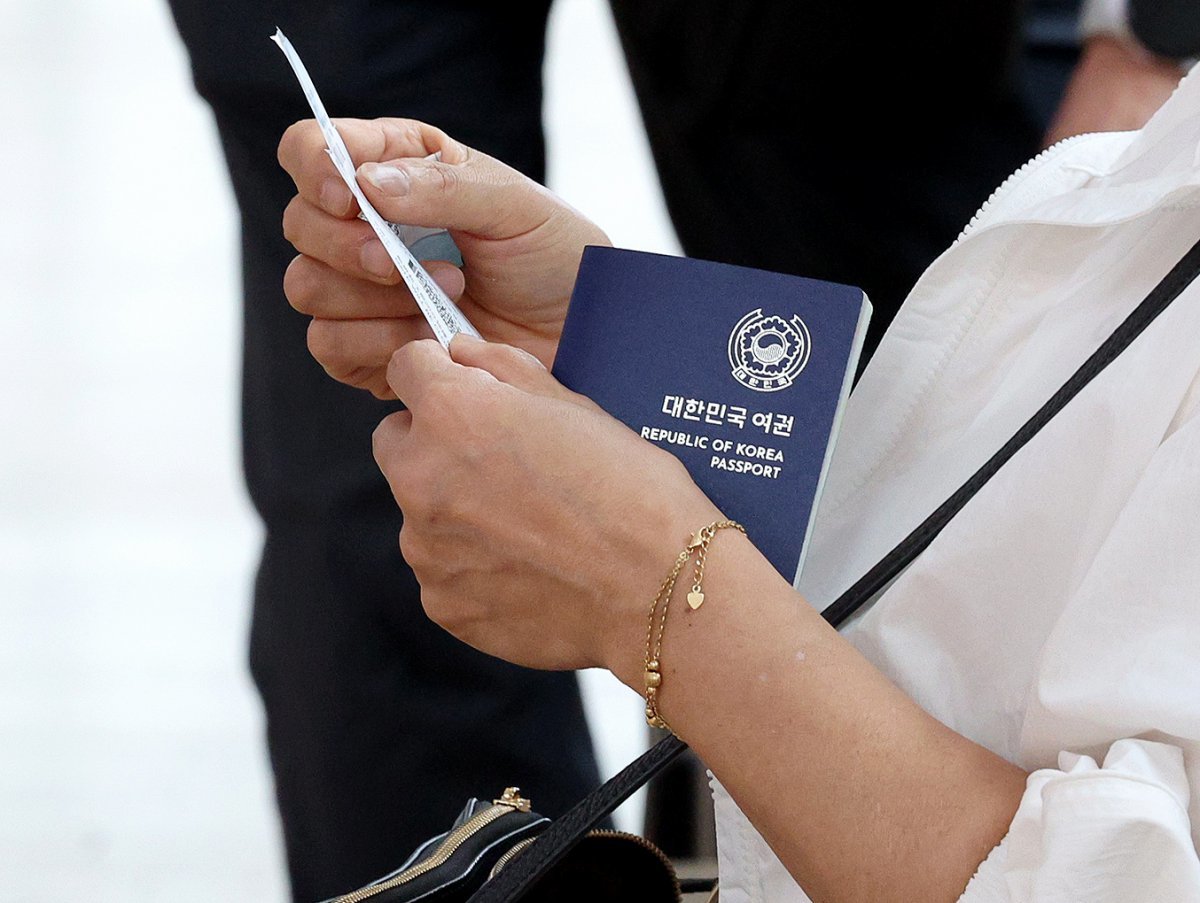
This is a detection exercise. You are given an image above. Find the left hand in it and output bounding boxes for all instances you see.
[372,335,720,677]
[278,118,611,397]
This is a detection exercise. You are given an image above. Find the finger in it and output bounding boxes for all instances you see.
[283,195,405,285]
[426,260,467,301]
[285,251,465,319]
[449,334,600,409]
[385,339,458,411]
[448,334,555,394]
[285,254,418,318]
[307,317,435,395]
[279,118,465,217]
[356,151,558,240]
[372,409,414,494]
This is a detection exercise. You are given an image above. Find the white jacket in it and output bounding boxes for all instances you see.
[711,68,1200,901]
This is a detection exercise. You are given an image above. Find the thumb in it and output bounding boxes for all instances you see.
[385,339,458,412]
[357,151,559,241]
[449,334,594,408]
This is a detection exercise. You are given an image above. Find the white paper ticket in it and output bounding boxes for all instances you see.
[271,29,481,348]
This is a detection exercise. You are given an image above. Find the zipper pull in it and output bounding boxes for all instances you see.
[494,787,532,812]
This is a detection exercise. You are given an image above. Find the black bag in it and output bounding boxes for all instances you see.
[324,237,1200,903]
[320,788,687,902]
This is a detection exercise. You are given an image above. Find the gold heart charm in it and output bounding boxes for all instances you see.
[687,591,705,610]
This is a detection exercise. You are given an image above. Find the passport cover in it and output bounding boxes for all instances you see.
[553,247,871,585]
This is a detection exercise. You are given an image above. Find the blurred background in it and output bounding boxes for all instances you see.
[0,0,678,898]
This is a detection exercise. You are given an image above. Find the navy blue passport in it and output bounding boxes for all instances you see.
[552,247,871,585]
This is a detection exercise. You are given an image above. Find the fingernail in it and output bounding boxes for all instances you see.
[360,240,394,278]
[319,177,351,215]
[360,162,410,197]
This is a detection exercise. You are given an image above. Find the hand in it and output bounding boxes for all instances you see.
[277,119,611,397]
[374,341,1026,903]
[371,335,720,676]
[1043,35,1183,148]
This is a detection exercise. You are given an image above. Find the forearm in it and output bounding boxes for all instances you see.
[608,527,1026,902]
[369,332,1026,897]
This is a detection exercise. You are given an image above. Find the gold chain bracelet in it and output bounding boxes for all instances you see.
[643,519,746,731]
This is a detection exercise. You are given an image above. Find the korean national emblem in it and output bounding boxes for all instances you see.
[728,308,811,392]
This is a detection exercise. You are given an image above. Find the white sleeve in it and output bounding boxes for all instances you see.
[963,740,1200,900]
[961,399,1200,901]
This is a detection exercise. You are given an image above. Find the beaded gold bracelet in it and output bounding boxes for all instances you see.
[643,519,746,731]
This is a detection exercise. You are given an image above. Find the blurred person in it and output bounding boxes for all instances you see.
[165,0,1190,898]
[165,7,602,902]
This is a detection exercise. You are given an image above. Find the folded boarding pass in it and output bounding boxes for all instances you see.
[271,29,480,348]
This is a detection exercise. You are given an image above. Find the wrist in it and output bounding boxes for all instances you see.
[597,472,723,689]
[641,519,749,731]
[628,524,801,739]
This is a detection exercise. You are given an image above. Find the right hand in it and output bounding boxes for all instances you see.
[278,118,610,398]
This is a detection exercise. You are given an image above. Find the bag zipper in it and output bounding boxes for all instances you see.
[333,788,533,903]
[487,837,538,880]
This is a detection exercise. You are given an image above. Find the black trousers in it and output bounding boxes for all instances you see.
[167,4,599,901]
[166,1,1059,899]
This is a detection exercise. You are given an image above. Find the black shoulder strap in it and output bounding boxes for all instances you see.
[470,237,1200,903]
